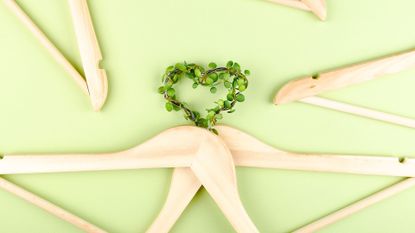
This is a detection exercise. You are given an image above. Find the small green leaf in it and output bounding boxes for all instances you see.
[227,94,234,101]
[224,100,231,109]
[244,70,251,75]
[165,102,173,112]
[224,81,231,88]
[227,109,236,113]
[206,77,214,85]
[195,68,202,77]
[211,128,219,135]
[236,93,245,102]
[219,73,230,80]
[233,63,241,71]
[192,83,198,89]
[167,88,175,97]
[208,62,217,68]
[209,73,218,82]
[158,86,165,94]
[226,61,234,68]
[207,111,215,119]
[173,104,181,111]
[166,66,175,73]
[239,85,246,91]
[210,87,217,93]
[175,63,187,72]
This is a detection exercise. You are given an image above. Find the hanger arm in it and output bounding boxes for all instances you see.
[191,137,259,233]
[300,96,415,129]
[0,152,193,174]
[4,0,88,95]
[0,177,106,233]
[146,168,201,233]
[0,127,210,174]
[301,0,326,20]
[294,177,415,233]
[274,49,415,104]
[217,126,415,177]
[68,0,108,111]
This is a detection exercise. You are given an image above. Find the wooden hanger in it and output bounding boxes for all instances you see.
[267,0,327,20]
[274,49,415,129]
[68,0,108,110]
[2,126,415,232]
[4,0,107,111]
[294,177,415,232]
[0,176,106,233]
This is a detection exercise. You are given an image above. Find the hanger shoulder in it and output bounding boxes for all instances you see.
[274,49,415,104]
[68,0,108,111]
[0,126,205,174]
[190,134,259,233]
[217,126,415,177]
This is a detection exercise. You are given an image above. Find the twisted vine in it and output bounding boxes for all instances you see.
[158,61,250,134]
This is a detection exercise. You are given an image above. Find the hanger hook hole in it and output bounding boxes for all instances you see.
[398,157,406,164]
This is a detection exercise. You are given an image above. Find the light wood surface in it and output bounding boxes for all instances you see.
[0,177,106,233]
[274,49,415,104]
[267,0,310,11]
[148,131,259,233]
[300,96,415,129]
[1,126,414,232]
[301,0,326,20]
[146,168,201,233]
[68,0,108,111]
[267,0,326,20]
[1,126,415,177]
[217,126,415,177]
[190,136,259,233]
[4,0,88,95]
[294,177,415,233]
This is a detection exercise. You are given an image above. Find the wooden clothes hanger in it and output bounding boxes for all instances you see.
[2,126,415,232]
[274,49,415,129]
[2,1,412,232]
[4,0,108,111]
[267,0,327,20]
[0,177,107,233]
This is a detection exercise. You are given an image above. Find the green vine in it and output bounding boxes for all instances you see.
[158,61,250,134]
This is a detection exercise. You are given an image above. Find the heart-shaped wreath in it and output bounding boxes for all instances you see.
[158,61,250,134]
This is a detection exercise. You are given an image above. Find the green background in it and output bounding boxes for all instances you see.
[1,0,415,232]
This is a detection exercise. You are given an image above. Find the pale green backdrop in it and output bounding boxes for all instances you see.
[1,0,415,232]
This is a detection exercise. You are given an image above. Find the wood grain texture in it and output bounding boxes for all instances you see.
[217,126,415,177]
[2,126,415,177]
[274,49,415,104]
[190,135,259,233]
